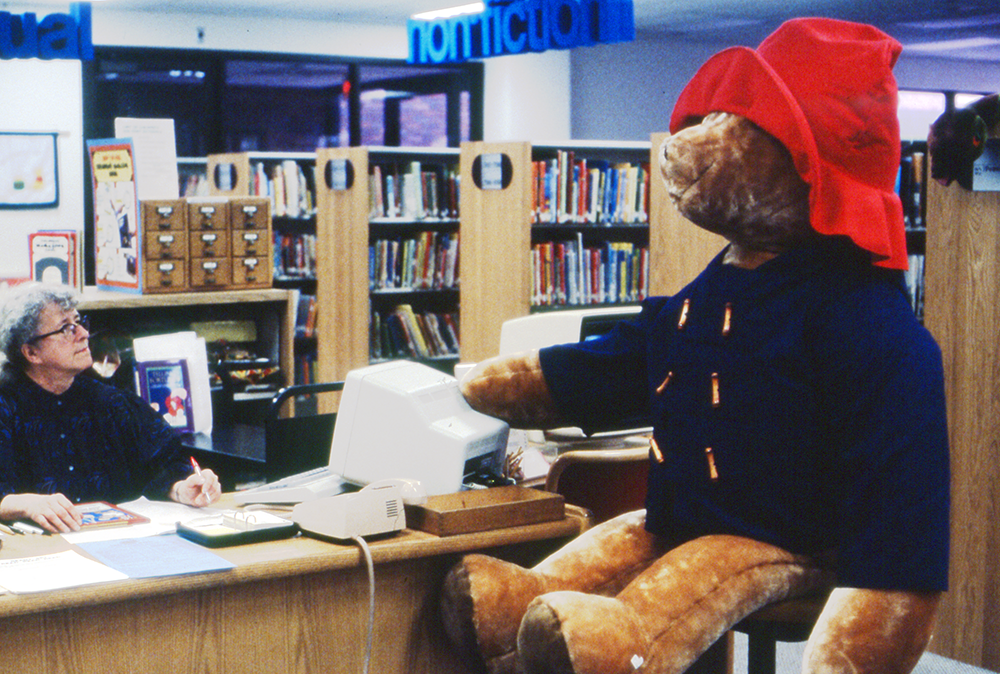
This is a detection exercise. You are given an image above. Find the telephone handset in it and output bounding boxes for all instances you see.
[292,478,426,540]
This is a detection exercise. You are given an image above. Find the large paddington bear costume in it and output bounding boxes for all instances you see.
[442,18,950,674]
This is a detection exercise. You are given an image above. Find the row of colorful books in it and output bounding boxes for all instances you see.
[532,152,650,225]
[370,305,460,360]
[252,160,316,219]
[369,231,459,291]
[532,238,649,307]
[274,233,317,279]
[369,162,460,221]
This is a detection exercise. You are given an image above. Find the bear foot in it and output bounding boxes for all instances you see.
[517,591,649,674]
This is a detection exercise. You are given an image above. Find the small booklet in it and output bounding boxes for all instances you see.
[78,501,151,529]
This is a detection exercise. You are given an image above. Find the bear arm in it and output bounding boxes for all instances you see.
[460,350,563,429]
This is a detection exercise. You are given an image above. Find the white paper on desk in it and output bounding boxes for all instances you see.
[77,534,235,579]
[62,497,209,544]
[133,332,213,433]
[0,550,128,594]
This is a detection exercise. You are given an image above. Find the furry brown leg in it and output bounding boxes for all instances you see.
[441,511,665,672]
[517,535,833,674]
[801,588,941,674]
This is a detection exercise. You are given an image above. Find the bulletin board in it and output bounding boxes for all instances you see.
[0,132,59,208]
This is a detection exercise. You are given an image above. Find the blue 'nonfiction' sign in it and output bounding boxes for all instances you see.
[1,2,93,60]
[409,0,634,64]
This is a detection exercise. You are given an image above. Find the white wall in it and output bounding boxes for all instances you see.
[0,59,84,282]
[1,2,570,278]
[570,32,1000,141]
[484,50,571,142]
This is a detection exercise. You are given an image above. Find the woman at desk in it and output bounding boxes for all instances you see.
[0,283,221,533]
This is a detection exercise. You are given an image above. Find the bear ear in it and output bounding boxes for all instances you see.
[969,92,1000,129]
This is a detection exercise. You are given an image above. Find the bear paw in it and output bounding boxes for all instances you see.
[442,554,550,672]
[517,591,649,674]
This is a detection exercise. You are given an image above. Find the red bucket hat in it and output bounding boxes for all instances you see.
[669,18,907,269]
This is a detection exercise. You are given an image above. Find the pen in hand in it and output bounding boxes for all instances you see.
[190,456,208,501]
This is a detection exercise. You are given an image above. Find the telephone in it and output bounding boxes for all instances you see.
[292,478,427,540]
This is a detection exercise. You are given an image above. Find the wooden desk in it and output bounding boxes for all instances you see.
[0,512,585,673]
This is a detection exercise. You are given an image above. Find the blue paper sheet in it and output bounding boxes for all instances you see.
[77,534,235,579]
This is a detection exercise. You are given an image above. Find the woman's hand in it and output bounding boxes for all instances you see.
[0,493,83,533]
[170,468,221,507]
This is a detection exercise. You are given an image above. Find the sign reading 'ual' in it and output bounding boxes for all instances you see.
[0,2,93,60]
[408,0,634,64]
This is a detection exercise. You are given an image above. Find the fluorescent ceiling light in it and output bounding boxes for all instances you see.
[898,15,1000,30]
[412,3,485,21]
[906,37,1000,53]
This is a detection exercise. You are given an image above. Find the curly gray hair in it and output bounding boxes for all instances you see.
[0,283,79,384]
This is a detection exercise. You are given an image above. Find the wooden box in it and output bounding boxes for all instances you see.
[144,259,186,293]
[232,229,269,257]
[188,199,230,231]
[230,197,270,231]
[190,257,231,289]
[142,199,186,232]
[404,486,564,537]
[231,256,272,288]
[191,230,230,258]
[144,230,187,260]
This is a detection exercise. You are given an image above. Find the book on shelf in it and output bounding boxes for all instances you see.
[372,305,460,360]
[897,149,926,231]
[274,232,317,278]
[295,352,316,386]
[531,152,650,225]
[369,161,459,220]
[180,171,210,197]
[904,253,925,321]
[295,294,318,338]
[251,159,315,219]
[532,237,648,307]
[369,231,459,291]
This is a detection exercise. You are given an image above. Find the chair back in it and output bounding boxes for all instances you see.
[544,446,650,524]
[264,381,344,482]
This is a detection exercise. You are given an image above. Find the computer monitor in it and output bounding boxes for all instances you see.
[329,360,509,495]
[497,306,642,355]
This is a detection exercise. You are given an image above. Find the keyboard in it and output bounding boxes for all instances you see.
[233,466,351,504]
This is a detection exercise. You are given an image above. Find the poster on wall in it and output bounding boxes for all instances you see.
[88,138,142,293]
[0,132,59,208]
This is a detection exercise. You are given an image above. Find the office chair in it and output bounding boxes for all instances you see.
[542,444,824,674]
[264,381,343,482]
[544,446,650,524]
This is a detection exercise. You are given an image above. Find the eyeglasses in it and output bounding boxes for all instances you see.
[28,315,90,343]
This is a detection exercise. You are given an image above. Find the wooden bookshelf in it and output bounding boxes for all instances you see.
[923,182,1000,671]
[458,137,725,363]
[459,141,533,364]
[314,146,462,387]
[207,151,318,385]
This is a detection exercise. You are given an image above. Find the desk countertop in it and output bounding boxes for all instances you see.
[0,508,586,619]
